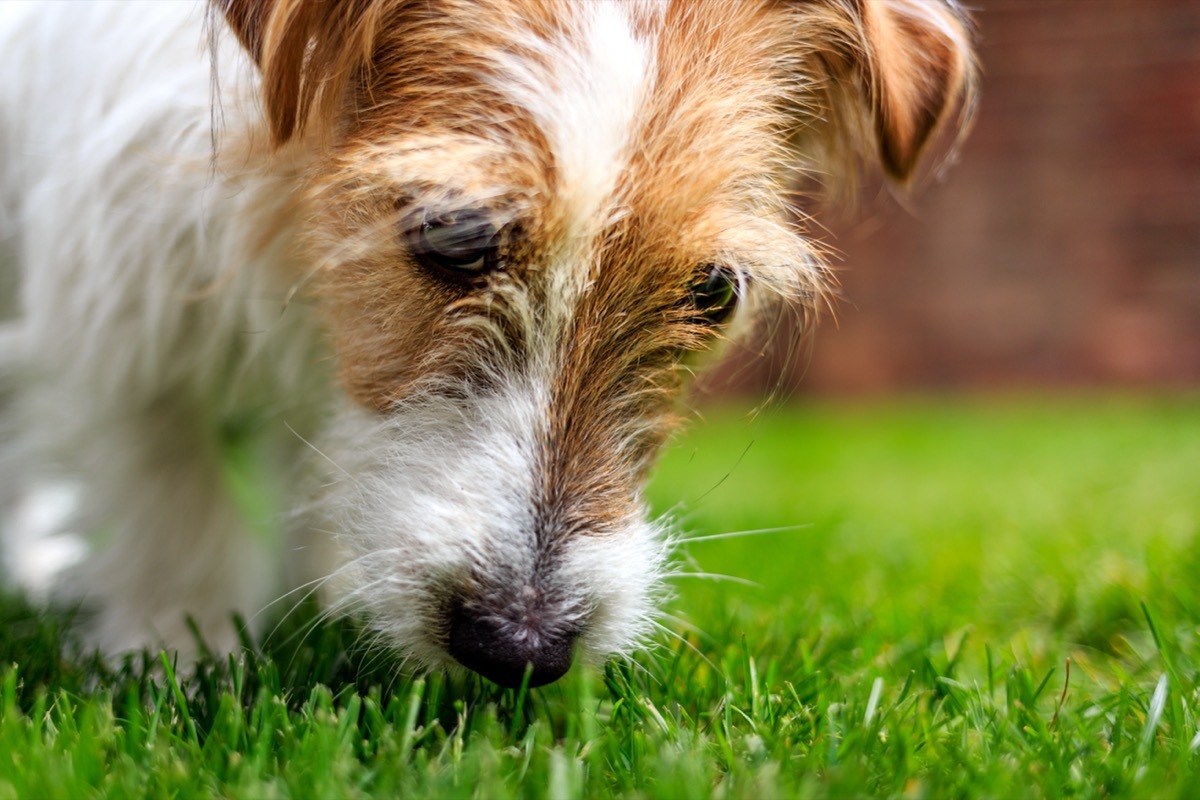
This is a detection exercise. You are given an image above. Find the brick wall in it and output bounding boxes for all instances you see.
[718,0,1200,396]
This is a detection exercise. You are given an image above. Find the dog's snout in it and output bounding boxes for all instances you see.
[447,604,577,688]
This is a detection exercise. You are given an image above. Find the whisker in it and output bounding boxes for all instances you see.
[253,545,408,632]
[687,439,756,504]
[647,618,718,673]
[664,571,759,587]
[283,421,356,482]
[657,611,710,640]
[269,599,365,671]
[263,568,395,652]
[675,523,810,545]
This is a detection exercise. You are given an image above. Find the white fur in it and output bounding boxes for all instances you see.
[1,482,85,600]
[487,2,652,241]
[0,1,327,655]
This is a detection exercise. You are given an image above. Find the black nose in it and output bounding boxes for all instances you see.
[447,607,577,688]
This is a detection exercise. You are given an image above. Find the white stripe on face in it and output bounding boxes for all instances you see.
[485,1,652,282]
[539,1,653,240]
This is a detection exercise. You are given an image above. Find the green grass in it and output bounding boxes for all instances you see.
[3,397,1200,797]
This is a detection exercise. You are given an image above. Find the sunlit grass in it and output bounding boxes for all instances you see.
[2,396,1198,797]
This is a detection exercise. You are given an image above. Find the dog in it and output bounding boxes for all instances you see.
[0,0,974,687]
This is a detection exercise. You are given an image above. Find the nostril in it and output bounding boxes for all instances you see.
[447,606,577,688]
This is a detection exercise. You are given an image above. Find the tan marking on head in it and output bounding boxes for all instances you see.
[218,0,974,414]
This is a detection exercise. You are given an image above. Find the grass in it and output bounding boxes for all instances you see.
[2,396,1200,797]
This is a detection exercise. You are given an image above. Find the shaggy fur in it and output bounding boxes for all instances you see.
[0,0,974,687]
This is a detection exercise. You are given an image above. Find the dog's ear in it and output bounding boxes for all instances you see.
[794,0,978,187]
[215,0,389,146]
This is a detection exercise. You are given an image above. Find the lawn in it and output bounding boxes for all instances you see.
[2,397,1199,797]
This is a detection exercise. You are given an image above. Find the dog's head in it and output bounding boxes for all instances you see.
[218,0,975,687]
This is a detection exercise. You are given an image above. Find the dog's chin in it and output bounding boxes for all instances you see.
[308,392,667,686]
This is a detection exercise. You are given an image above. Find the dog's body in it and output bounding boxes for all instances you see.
[0,0,973,686]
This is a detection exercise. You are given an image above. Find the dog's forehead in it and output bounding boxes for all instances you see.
[361,0,797,261]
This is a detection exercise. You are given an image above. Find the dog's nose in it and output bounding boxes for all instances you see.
[447,606,577,688]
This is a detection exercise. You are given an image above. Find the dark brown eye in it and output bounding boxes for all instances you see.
[409,209,499,278]
[688,264,739,325]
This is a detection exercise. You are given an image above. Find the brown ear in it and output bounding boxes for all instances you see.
[794,0,977,187]
[215,0,389,146]
[859,0,976,180]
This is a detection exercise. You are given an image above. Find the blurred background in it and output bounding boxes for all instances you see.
[715,0,1200,398]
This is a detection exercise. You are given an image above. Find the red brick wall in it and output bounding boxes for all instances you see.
[724,0,1200,396]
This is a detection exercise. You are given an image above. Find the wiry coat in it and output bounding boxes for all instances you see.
[0,0,974,686]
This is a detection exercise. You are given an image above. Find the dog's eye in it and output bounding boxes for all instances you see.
[688,264,739,325]
[409,209,499,277]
